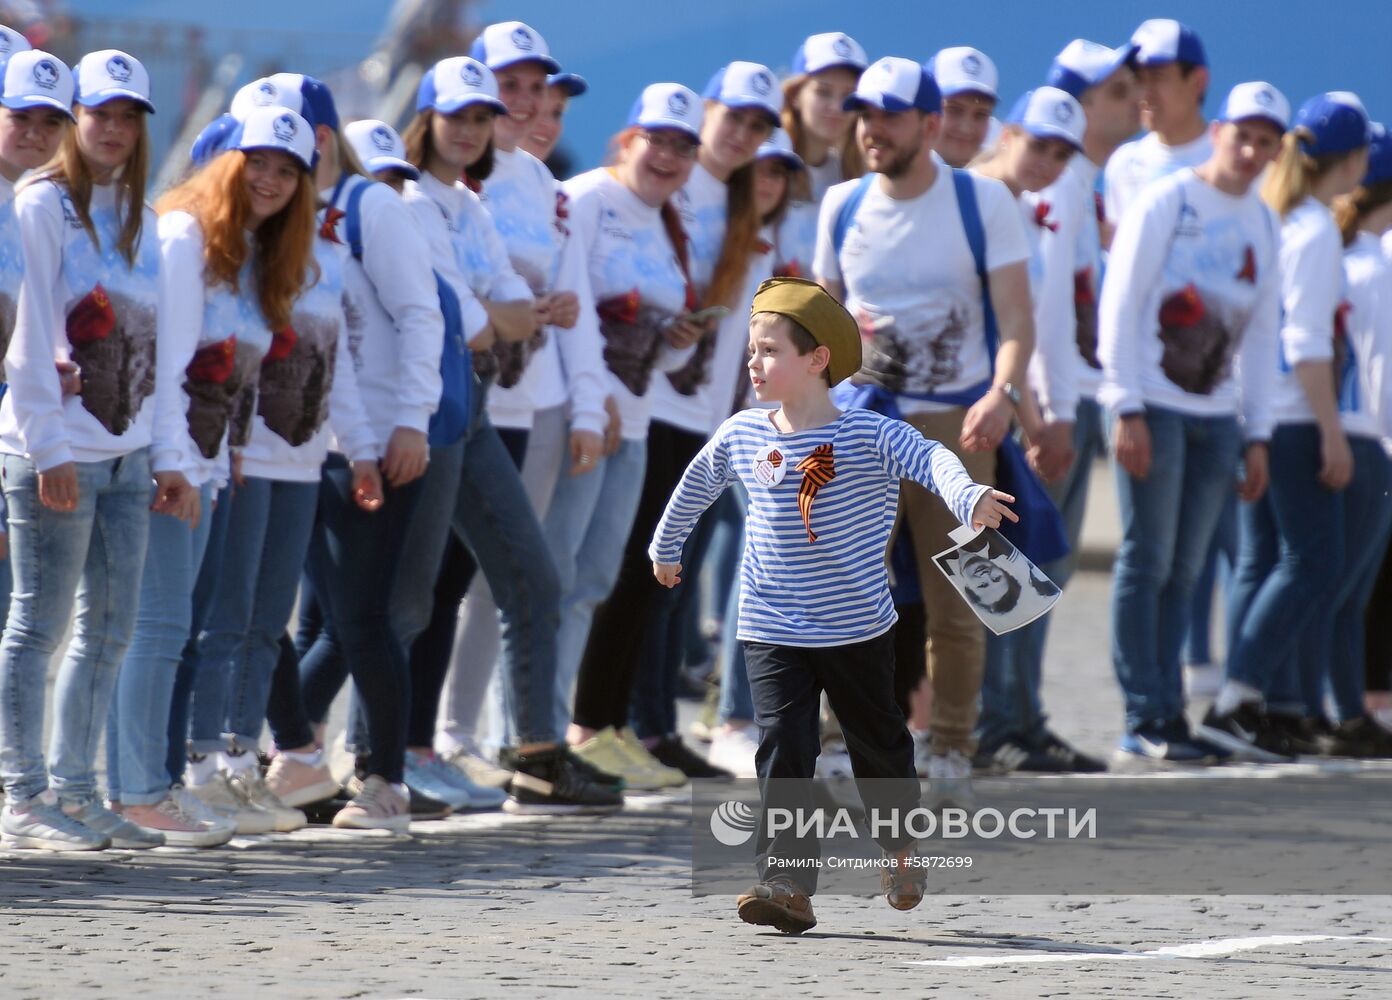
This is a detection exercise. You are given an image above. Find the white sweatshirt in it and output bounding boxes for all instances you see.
[0,179,165,470]
[1098,168,1280,440]
[1021,177,1084,423]
[1270,197,1345,426]
[321,174,447,449]
[1340,231,1392,440]
[1104,129,1213,228]
[241,237,377,481]
[562,168,695,441]
[153,211,272,486]
[650,162,775,436]
[0,175,21,373]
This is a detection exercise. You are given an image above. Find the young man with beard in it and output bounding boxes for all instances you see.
[977,38,1142,774]
[814,57,1036,809]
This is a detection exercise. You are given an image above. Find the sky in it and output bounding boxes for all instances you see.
[68,0,1392,172]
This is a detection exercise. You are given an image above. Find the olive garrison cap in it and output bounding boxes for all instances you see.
[750,276,861,385]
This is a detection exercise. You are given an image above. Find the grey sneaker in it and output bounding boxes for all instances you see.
[925,749,977,811]
[332,775,410,833]
[63,798,164,849]
[439,747,514,789]
[186,773,277,835]
[1,794,109,851]
[404,750,474,810]
[122,795,235,848]
[227,770,306,832]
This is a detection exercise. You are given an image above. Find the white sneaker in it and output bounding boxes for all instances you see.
[814,739,854,781]
[332,775,410,833]
[186,773,277,835]
[1184,662,1223,699]
[926,749,976,811]
[171,783,237,826]
[228,770,306,832]
[708,727,759,779]
[438,746,514,789]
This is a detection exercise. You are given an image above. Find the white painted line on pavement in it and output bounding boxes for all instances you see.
[905,934,1392,968]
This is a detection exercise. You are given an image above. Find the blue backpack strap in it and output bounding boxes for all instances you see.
[343,176,370,263]
[831,173,877,258]
[952,167,998,360]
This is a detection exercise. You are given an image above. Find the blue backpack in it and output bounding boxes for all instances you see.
[342,177,472,448]
[833,168,1070,567]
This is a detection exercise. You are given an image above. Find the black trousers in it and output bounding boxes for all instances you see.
[744,629,920,894]
[1366,539,1392,695]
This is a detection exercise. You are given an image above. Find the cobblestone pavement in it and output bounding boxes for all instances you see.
[3,569,1390,999]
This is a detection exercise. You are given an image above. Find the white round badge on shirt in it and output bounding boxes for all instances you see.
[753,444,789,487]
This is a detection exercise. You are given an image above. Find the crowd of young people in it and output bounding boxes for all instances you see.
[0,14,1389,853]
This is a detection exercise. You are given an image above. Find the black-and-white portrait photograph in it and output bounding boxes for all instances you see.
[933,525,1061,635]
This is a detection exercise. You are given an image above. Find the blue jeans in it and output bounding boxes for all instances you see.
[0,450,151,803]
[542,437,647,737]
[980,397,1106,747]
[298,454,422,783]
[1226,423,1343,714]
[1110,407,1243,733]
[1183,495,1238,667]
[107,481,216,804]
[190,477,319,753]
[1303,436,1391,720]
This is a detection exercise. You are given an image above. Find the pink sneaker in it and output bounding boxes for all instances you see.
[122,797,235,848]
[265,754,340,808]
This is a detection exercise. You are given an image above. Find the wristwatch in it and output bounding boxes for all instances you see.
[995,382,1022,408]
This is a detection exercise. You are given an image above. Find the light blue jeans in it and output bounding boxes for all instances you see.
[190,476,319,753]
[979,398,1105,747]
[542,437,647,737]
[107,480,216,804]
[1110,407,1243,733]
[0,450,151,804]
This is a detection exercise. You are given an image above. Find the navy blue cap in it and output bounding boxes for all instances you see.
[190,112,239,166]
[844,56,941,114]
[1047,39,1137,101]
[1364,123,1392,185]
[1295,92,1372,156]
[548,72,587,97]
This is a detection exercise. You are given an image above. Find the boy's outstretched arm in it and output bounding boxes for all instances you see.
[648,429,736,588]
[971,490,1019,531]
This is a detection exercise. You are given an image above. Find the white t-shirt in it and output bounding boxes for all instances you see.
[1271,197,1345,426]
[814,155,1030,415]
[1098,168,1280,439]
[771,200,817,279]
[1021,165,1087,423]
[1104,130,1213,229]
[563,168,694,441]
[1340,231,1392,440]
[649,163,775,436]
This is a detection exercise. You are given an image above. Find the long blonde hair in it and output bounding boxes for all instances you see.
[38,106,150,267]
[781,74,864,202]
[156,149,319,330]
[1262,127,1357,219]
[1333,180,1392,246]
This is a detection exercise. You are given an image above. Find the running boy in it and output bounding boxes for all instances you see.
[649,277,1015,933]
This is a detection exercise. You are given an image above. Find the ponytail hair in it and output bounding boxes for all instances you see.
[705,161,761,309]
[38,105,151,267]
[1333,180,1392,247]
[780,74,864,203]
[1262,126,1356,219]
[157,149,319,331]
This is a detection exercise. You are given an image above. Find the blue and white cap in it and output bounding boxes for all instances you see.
[75,49,154,113]
[1047,39,1137,100]
[229,106,314,169]
[2,49,74,119]
[344,118,419,180]
[756,129,804,170]
[230,73,338,132]
[844,56,941,114]
[702,61,782,126]
[1130,19,1206,68]
[548,72,587,97]
[628,82,703,140]
[417,56,508,115]
[0,24,31,63]
[1363,123,1392,185]
[927,47,997,100]
[469,21,560,74]
[790,32,868,77]
[1218,82,1290,133]
[1006,87,1086,151]
[1294,92,1372,156]
[190,113,239,166]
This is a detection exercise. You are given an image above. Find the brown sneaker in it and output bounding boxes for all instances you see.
[736,876,817,934]
[881,846,926,911]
